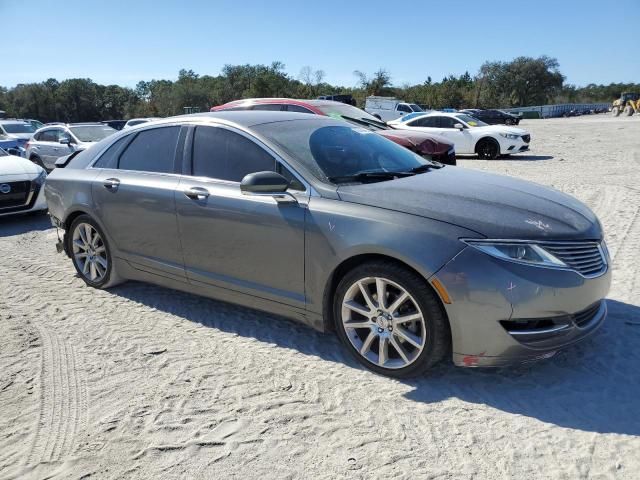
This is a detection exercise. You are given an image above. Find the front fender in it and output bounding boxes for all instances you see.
[304,197,480,316]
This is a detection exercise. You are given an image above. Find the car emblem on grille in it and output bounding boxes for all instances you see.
[0,184,11,194]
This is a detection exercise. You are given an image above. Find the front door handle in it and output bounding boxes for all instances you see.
[184,187,210,200]
[103,178,120,191]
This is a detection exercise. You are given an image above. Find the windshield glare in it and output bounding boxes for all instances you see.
[255,120,428,183]
[455,114,488,127]
[409,104,424,112]
[2,123,36,134]
[69,125,116,142]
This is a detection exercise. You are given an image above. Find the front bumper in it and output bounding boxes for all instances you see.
[433,245,611,367]
[0,180,47,217]
[499,136,530,154]
[431,148,457,166]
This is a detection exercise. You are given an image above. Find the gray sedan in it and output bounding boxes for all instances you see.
[44,112,611,377]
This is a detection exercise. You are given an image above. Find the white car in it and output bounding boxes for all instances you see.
[26,123,116,171]
[0,147,47,216]
[123,117,161,129]
[389,112,531,159]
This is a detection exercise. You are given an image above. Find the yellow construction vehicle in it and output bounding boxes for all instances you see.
[611,92,640,116]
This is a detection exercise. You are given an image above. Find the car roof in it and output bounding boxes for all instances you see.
[170,110,339,127]
[218,98,346,108]
[0,120,30,124]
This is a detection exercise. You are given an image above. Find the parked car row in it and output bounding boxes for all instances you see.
[41,109,609,376]
[211,99,457,165]
[389,112,531,159]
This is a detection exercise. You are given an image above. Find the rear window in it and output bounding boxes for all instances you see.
[118,126,179,173]
[69,125,116,142]
[2,123,36,134]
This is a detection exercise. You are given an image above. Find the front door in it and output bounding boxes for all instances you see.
[176,125,307,308]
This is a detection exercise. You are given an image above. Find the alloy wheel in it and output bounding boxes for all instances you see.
[72,222,108,282]
[341,276,426,369]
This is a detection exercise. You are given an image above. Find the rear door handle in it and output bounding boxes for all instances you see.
[103,178,120,191]
[184,187,210,200]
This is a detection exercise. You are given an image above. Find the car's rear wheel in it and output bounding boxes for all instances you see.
[67,215,122,288]
[476,138,500,160]
[334,261,449,377]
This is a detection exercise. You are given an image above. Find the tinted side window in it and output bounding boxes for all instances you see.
[409,117,437,127]
[438,117,459,128]
[41,129,60,142]
[286,105,314,114]
[252,104,284,111]
[118,126,179,173]
[397,104,412,113]
[93,136,131,168]
[192,126,275,182]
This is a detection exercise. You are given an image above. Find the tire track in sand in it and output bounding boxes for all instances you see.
[25,323,88,466]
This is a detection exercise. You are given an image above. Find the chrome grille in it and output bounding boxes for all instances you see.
[541,242,606,277]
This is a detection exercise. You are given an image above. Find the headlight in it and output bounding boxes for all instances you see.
[499,133,520,140]
[462,240,566,268]
[34,169,47,185]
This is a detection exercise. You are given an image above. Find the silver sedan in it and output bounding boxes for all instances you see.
[44,112,611,376]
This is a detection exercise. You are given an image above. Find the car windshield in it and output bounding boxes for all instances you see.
[254,119,430,184]
[409,104,424,112]
[397,112,426,123]
[69,125,116,142]
[2,122,36,134]
[455,114,488,127]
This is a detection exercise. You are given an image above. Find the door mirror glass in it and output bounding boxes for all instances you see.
[453,123,464,130]
[59,136,71,145]
[240,171,290,194]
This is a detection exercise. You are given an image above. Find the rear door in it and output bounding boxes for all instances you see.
[175,124,307,308]
[91,125,187,280]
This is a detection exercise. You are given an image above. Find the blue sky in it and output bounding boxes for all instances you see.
[1,0,638,88]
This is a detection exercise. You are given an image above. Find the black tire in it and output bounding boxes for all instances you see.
[30,155,46,170]
[624,106,634,116]
[612,106,620,117]
[475,138,500,160]
[333,260,450,377]
[67,214,123,289]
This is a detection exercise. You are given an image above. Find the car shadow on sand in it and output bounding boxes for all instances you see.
[0,211,51,237]
[110,282,640,436]
[458,154,555,161]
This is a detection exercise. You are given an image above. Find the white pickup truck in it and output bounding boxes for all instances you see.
[364,97,425,121]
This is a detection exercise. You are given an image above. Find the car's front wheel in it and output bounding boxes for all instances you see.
[334,261,449,377]
[67,214,122,289]
[476,138,500,160]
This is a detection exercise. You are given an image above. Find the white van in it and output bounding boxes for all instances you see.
[364,97,425,121]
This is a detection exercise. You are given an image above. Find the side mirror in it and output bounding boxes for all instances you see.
[453,123,464,130]
[240,171,296,202]
[59,137,71,145]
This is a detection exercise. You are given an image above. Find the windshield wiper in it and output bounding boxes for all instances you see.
[409,162,445,173]
[328,170,415,184]
[340,115,389,130]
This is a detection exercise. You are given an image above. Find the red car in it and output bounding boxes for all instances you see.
[211,99,456,165]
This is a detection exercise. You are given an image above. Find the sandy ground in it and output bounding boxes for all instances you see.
[1,115,639,480]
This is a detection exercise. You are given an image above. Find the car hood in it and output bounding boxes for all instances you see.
[337,167,601,240]
[377,129,453,155]
[0,154,42,176]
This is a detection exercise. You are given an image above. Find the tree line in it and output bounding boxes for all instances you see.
[1,56,637,123]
